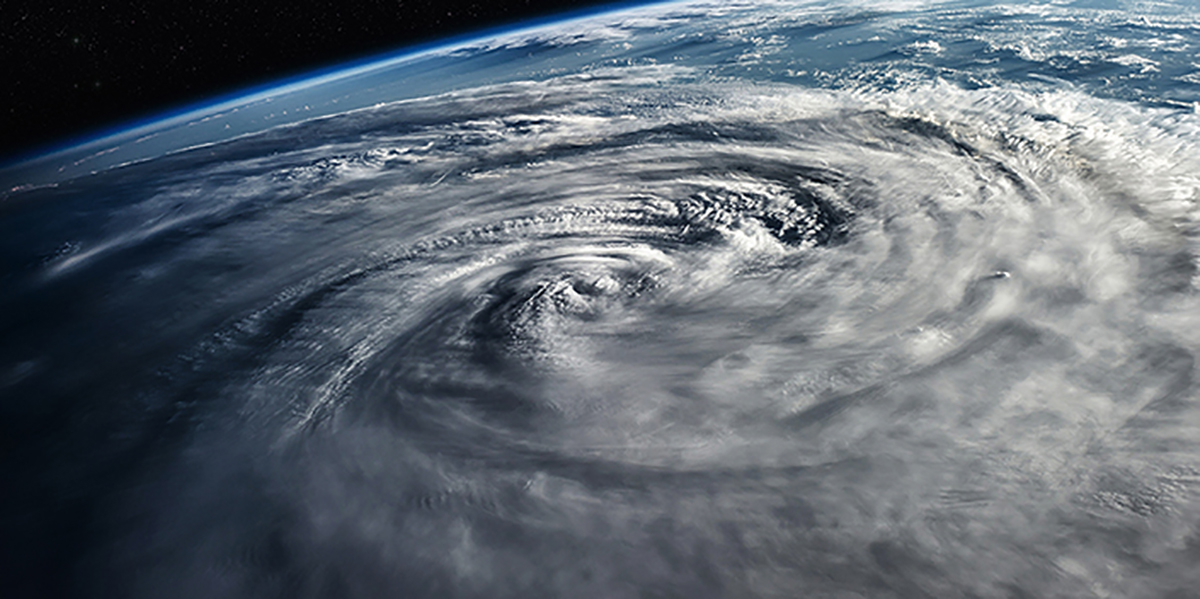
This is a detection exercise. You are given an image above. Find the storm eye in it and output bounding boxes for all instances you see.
[470,256,662,356]
[570,272,620,297]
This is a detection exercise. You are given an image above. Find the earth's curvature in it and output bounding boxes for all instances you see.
[3,1,1200,597]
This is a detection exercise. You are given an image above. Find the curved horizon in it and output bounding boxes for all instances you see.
[2,0,677,177]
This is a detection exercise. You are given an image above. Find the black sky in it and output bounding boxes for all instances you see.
[2,0,629,162]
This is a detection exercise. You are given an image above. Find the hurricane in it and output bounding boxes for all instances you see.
[3,1,1200,597]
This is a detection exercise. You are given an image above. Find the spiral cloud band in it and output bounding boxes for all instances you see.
[2,1,1199,597]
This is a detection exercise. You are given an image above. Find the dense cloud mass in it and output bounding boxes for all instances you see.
[2,1,1200,598]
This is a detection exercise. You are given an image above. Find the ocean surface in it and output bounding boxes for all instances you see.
[2,1,1199,597]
